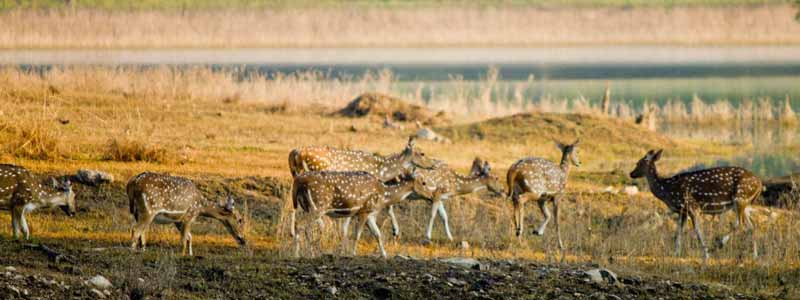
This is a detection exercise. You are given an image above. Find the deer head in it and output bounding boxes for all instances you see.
[396,136,434,172]
[215,195,248,247]
[556,139,581,168]
[469,157,484,177]
[630,149,663,178]
[51,177,77,217]
[476,161,504,196]
[409,168,437,199]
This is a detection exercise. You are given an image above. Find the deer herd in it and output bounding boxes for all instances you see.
[0,136,764,262]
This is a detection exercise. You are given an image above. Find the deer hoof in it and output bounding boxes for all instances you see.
[420,239,432,246]
[532,230,544,236]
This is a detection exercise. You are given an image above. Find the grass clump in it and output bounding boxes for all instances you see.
[104,137,173,163]
[0,117,66,160]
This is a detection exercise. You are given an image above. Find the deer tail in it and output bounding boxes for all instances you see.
[506,168,518,199]
[288,149,302,177]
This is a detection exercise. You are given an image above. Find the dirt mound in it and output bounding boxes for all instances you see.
[438,112,676,157]
[339,93,449,125]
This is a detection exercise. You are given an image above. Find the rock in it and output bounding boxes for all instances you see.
[75,169,114,186]
[584,268,618,284]
[7,286,20,297]
[90,288,106,299]
[137,278,145,284]
[623,185,639,196]
[440,257,488,271]
[415,122,451,144]
[88,275,112,290]
[447,277,467,286]
[327,286,338,295]
[5,266,16,272]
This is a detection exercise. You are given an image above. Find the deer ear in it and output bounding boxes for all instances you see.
[482,161,491,174]
[653,149,664,161]
[407,136,416,149]
[224,196,235,212]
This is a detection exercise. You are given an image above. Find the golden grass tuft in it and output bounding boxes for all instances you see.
[104,137,173,163]
[0,114,66,160]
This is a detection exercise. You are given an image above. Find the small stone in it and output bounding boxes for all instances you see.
[440,257,487,271]
[90,288,106,299]
[327,286,338,295]
[623,185,639,196]
[137,278,145,284]
[7,286,20,296]
[76,169,114,186]
[14,274,23,280]
[5,266,17,272]
[88,275,113,290]
[584,268,618,284]
[447,277,467,286]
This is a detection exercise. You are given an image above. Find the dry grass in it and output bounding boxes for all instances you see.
[0,4,798,48]
[0,65,797,296]
[104,137,173,163]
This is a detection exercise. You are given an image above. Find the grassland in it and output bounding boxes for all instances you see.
[0,2,798,48]
[0,66,798,298]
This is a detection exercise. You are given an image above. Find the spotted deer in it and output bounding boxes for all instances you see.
[630,149,762,260]
[128,172,247,256]
[507,140,580,249]
[288,136,430,179]
[408,157,505,241]
[0,164,76,240]
[288,136,433,238]
[291,170,434,258]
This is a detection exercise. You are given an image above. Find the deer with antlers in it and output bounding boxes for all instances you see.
[507,140,581,250]
[406,157,504,241]
[128,172,248,256]
[630,149,762,261]
[288,136,433,238]
[0,164,77,240]
[291,170,434,257]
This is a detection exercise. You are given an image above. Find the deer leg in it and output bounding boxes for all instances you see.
[742,205,757,258]
[11,206,22,240]
[533,196,551,236]
[289,208,296,238]
[425,200,442,240]
[353,215,369,256]
[688,209,709,262]
[131,213,156,252]
[512,192,523,239]
[715,208,739,250]
[20,207,31,240]
[674,213,687,257]
[553,194,563,251]
[387,205,401,239]
[341,217,352,254]
[366,213,387,258]
[436,201,453,241]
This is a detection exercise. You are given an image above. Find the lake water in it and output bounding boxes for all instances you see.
[2,47,799,176]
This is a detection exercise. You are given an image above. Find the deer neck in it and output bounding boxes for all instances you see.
[454,173,486,195]
[377,152,410,182]
[643,163,670,200]
[559,154,571,175]
[31,182,67,208]
[383,180,416,206]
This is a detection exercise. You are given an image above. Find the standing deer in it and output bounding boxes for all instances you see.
[291,170,434,257]
[409,157,505,241]
[507,140,581,250]
[630,149,762,260]
[128,172,247,256]
[0,164,76,240]
[288,136,433,238]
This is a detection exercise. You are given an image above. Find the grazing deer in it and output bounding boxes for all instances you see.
[291,170,433,258]
[507,140,581,250]
[408,157,504,241]
[288,136,432,238]
[0,164,76,240]
[128,172,247,256]
[630,149,762,260]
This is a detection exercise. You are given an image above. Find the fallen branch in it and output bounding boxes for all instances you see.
[23,243,77,264]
